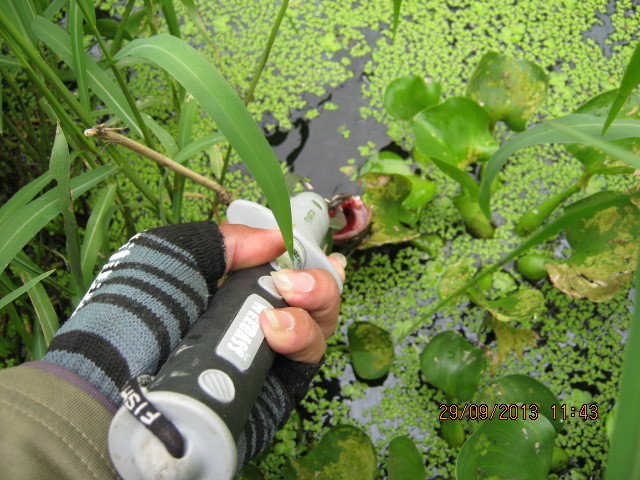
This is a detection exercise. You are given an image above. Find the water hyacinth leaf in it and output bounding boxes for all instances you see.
[545,192,640,302]
[420,330,486,402]
[347,322,394,380]
[478,114,640,218]
[603,40,640,134]
[412,97,499,169]
[284,425,376,480]
[115,34,294,257]
[360,152,436,212]
[436,261,474,300]
[475,289,545,323]
[565,90,640,173]
[489,318,539,367]
[467,51,548,132]
[236,464,264,480]
[453,193,495,239]
[456,416,556,480]
[410,233,444,257]
[516,253,551,282]
[482,374,563,433]
[360,173,419,248]
[387,436,426,480]
[384,75,440,120]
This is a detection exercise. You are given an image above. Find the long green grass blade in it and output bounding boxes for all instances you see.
[81,183,116,283]
[43,0,69,20]
[0,164,118,278]
[603,41,640,134]
[479,114,640,218]
[69,1,90,114]
[0,172,52,225]
[31,321,47,360]
[399,190,637,343]
[178,0,218,54]
[604,255,640,479]
[177,95,197,150]
[392,0,403,40]
[141,113,179,158]
[50,125,84,293]
[7,0,36,46]
[115,34,293,255]
[546,119,640,169]
[431,157,480,198]
[161,0,181,38]
[0,55,21,67]
[31,16,143,137]
[20,270,59,345]
[174,132,225,165]
[0,270,54,312]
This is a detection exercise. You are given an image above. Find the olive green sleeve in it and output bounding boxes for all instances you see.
[0,365,119,480]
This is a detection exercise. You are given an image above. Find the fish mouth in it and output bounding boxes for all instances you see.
[329,195,372,245]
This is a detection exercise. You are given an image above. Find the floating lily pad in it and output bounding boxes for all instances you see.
[546,191,640,302]
[384,75,441,120]
[456,416,556,480]
[412,97,499,169]
[565,90,640,174]
[482,374,563,433]
[360,173,420,248]
[467,51,548,132]
[387,436,427,480]
[283,425,376,480]
[435,260,474,300]
[420,330,486,403]
[347,321,394,380]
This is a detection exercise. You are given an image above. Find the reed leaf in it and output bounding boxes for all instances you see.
[479,114,640,218]
[604,254,640,479]
[69,1,90,113]
[0,270,54,312]
[174,133,226,165]
[81,183,116,283]
[115,34,294,255]
[19,270,59,345]
[49,124,84,293]
[0,165,118,278]
[0,173,52,226]
[603,41,640,134]
[31,16,143,137]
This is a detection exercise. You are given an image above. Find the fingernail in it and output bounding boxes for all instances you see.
[270,270,315,293]
[330,252,347,269]
[264,309,295,331]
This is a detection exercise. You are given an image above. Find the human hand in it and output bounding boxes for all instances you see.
[219,223,346,364]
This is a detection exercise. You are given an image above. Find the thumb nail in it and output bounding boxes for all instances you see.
[264,309,295,331]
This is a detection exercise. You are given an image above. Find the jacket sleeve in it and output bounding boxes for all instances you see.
[0,364,119,480]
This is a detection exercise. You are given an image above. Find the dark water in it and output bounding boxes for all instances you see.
[263,30,393,199]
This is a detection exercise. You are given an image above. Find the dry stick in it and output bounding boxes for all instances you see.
[84,124,232,205]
